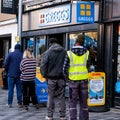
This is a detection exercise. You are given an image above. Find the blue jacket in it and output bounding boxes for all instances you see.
[4,49,23,78]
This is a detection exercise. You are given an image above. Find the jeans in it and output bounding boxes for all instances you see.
[8,77,22,105]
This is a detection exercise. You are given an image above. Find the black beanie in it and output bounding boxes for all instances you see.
[14,44,21,49]
[49,38,59,44]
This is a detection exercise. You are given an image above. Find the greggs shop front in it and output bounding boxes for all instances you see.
[21,0,115,111]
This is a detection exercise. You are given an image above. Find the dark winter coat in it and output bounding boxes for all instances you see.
[40,43,66,79]
[4,49,23,78]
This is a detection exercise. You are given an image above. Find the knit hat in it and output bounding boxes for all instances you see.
[75,34,85,45]
[49,38,59,44]
[14,44,21,49]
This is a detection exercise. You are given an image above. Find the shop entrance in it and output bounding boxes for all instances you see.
[0,37,11,68]
[47,33,66,47]
[68,32,97,72]
[0,37,11,87]
[115,25,120,108]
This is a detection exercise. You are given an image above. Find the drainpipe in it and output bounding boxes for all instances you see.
[18,0,22,44]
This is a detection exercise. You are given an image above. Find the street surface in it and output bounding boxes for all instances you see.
[0,87,120,120]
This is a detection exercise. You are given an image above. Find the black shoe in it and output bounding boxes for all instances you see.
[35,104,39,109]
[60,117,66,120]
[18,102,23,108]
[45,116,53,120]
[24,106,28,111]
[2,86,8,90]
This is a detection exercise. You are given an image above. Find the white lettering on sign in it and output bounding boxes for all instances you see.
[78,17,94,22]
[3,0,13,8]
[39,4,71,26]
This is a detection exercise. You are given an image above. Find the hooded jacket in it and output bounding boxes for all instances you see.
[4,45,23,78]
[40,43,66,79]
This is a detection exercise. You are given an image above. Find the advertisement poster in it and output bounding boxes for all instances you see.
[35,67,48,103]
[88,72,105,106]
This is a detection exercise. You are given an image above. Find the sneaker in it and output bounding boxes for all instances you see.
[60,117,66,120]
[35,104,39,109]
[24,106,28,111]
[18,103,23,108]
[6,104,12,108]
[45,116,53,120]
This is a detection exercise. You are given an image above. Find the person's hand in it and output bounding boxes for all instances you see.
[65,77,69,80]
[45,78,48,83]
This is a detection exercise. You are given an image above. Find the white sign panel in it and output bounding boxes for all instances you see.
[39,4,71,26]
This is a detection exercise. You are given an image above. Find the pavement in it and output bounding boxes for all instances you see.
[0,87,120,120]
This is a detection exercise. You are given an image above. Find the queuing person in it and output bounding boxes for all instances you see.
[63,34,89,120]
[4,44,23,108]
[40,38,67,120]
[20,49,39,111]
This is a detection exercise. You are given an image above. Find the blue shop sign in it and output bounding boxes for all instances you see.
[39,4,71,26]
[76,2,94,23]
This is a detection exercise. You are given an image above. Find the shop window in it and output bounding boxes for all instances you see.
[36,36,46,67]
[117,26,120,79]
[69,33,82,50]
[69,32,97,72]
[27,37,34,51]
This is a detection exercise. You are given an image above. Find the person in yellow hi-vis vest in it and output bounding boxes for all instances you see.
[63,34,89,120]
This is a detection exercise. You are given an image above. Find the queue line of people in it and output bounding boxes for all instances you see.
[40,35,89,120]
[4,44,39,111]
[4,34,89,120]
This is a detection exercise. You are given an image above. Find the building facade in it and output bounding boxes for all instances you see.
[20,0,120,110]
[101,0,120,108]
[0,13,18,86]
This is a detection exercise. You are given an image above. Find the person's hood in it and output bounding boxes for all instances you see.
[49,43,64,53]
[14,44,21,50]
[71,46,87,56]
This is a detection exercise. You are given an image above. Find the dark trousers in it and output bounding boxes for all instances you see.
[69,80,89,120]
[47,79,66,117]
[22,81,38,106]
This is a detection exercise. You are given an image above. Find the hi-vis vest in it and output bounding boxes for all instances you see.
[67,50,89,80]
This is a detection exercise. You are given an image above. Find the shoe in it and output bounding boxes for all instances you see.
[24,106,28,111]
[6,104,12,108]
[60,117,66,120]
[45,116,53,120]
[2,86,8,90]
[35,104,39,109]
[18,102,23,108]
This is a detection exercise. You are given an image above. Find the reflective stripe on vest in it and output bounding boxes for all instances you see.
[67,50,89,80]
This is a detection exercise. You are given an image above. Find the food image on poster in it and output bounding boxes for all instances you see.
[88,72,105,106]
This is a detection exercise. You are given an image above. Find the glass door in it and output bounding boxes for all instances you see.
[36,36,46,67]
[115,25,120,107]
[68,31,98,72]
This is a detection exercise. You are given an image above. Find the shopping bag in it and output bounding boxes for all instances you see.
[2,70,7,80]
[115,80,120,93]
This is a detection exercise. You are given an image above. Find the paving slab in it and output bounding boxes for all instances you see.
[0,87,120,120]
